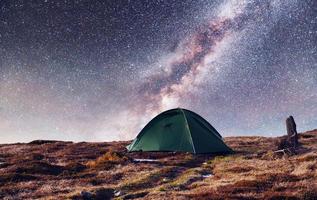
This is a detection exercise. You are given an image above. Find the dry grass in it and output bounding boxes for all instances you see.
[162,168,202,191]
[119,166,177,192]
[0,130,316,199]
[86,150,130,169]
[296,153,317,162]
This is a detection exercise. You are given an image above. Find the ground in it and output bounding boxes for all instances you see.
[0,129,317,200]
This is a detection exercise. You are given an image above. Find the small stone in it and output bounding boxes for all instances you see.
[114,190,122,197]
[80,191,93,200]
[95,188,114,200]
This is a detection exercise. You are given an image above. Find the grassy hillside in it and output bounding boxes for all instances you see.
[0,129,317,199]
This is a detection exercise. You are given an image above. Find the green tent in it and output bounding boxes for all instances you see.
[127,108,233,154]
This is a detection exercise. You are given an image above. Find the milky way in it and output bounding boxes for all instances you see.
[0,0,316,143]
[138,1,263,112]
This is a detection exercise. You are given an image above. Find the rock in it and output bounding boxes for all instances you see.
[114,190,122,197]
[76,188,114,200]
[80,191,93,200]
[162,178,170,183]
[286,116,298,148]
[95,188,114,200]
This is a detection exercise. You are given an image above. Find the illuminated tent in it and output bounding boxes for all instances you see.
[127,108,233,154]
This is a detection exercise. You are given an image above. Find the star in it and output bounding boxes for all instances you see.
[0,0,316,143]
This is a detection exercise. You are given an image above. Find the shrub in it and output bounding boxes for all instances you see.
[86,150,130,169]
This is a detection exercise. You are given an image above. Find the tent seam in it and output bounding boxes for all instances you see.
[180,108,196,154]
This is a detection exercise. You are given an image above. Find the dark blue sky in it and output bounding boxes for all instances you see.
[0,0,316,143]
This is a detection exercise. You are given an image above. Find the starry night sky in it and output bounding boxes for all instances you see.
[0,0,316,143]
